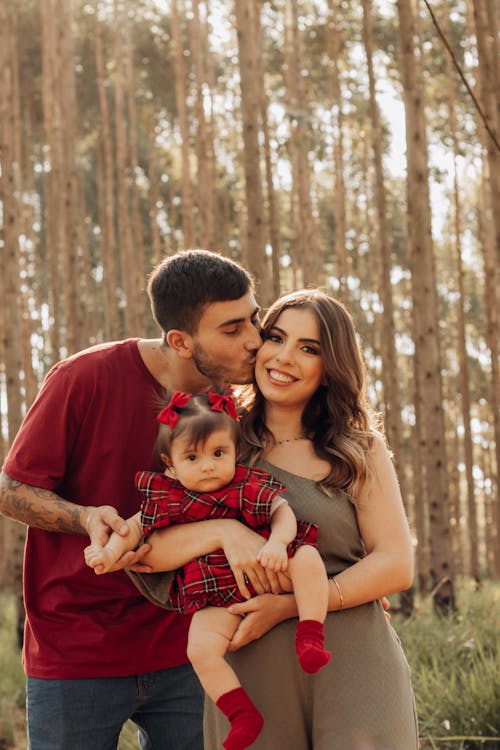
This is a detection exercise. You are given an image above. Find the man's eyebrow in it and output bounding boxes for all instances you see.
[268,324,320,346]
[217,307,260,328]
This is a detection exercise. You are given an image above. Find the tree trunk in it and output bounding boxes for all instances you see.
[285,0,320,287]
[397,0,455,613]
[113,0,134,335]
[171,0,195,248]
[361,0,405,493]
[254,6,281,299]
[234,0,270,302]
[326,0,348,300]
[95,17,120,340]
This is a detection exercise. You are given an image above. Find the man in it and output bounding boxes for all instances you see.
[0,249,267,750]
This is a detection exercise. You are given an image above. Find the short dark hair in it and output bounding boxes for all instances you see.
[148,249,254,334]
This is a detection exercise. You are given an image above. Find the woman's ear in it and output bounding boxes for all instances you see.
[166,329,194,360]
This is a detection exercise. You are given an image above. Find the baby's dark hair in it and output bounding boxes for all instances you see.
[155,392,241,467]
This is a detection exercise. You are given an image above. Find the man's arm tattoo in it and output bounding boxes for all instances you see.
[0,474,85,534]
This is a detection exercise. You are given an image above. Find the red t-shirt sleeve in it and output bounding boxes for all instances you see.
[3,363,84,490]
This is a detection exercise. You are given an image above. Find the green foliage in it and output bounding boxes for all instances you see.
[0,595,25,748]
[2,583,500,748]
[392,580,500,749]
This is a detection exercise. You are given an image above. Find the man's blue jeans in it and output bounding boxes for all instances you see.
[27,663,204,750]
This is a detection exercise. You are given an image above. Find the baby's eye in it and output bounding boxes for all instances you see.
[214,449,225,458]
[186,454,197,462]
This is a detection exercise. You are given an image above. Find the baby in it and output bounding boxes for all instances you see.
[85,390,330,750]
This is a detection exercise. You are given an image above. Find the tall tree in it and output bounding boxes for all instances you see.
[397,0,454,612]
[285,0,320,287]
[326,0,348,299]
[234,0,270,303]
[361,0,405,484]
[95,13,120,340]
[171,0,195,248]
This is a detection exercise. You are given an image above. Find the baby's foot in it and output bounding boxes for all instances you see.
[84,544,115,575]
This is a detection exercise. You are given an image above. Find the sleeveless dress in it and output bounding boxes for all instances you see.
[135,464,318,613]
[203,461,419,750]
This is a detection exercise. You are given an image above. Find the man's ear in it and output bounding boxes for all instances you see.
[166,329,194,360]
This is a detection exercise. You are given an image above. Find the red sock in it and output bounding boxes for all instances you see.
[296,619,331,674]
[216,687,264,750]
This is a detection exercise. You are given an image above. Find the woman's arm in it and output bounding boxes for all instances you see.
[227,436,413,648]
[141,518,287,596]
[331,435,414,608]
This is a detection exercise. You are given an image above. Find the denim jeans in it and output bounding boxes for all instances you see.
[26,663,204,750]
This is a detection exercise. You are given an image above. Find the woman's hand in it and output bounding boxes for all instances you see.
[226,593,298,650]
[221,524,282,598]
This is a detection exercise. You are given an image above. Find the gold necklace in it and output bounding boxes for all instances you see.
[274,435,308,446]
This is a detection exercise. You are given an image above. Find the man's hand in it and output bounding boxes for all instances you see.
[227,593,297,650]
[84,505,129,546]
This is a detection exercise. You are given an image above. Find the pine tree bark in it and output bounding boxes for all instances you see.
[361,0,405,492]
[58,0,82,355]
[284,0,320,287]
[397,0,455,612]
[326,0,348,299]
[171,0,195,248]
[442,10,480,581]
[113,0,134,335]
[124,20,146,332]
[234,0,270,303]
[95,17,120,340]
[254,6,281,299]
[40,0,62,360]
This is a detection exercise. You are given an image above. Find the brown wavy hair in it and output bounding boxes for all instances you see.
[238,289,383,497]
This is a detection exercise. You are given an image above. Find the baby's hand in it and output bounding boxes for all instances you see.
[257,540,288,572]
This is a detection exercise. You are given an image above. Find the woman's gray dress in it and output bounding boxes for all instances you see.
[203,461,419,750]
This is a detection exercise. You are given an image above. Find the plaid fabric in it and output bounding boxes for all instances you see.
[135,464,318,614]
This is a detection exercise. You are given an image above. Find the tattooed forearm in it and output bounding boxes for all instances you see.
[0,472,87,534]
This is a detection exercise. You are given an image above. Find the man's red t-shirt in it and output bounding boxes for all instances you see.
[2,339,191,679]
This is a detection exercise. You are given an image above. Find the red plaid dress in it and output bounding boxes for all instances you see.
[136,464,318,614]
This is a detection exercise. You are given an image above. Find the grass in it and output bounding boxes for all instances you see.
[391,579,500,749]
[1,580,500,748]
[0,595,25,749]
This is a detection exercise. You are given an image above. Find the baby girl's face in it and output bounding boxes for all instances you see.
[169,428,237,493]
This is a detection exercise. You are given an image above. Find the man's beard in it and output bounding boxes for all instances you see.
[192,342,229,386]
[192,342,254,386]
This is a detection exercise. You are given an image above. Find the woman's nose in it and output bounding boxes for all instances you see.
[276,346,294,364]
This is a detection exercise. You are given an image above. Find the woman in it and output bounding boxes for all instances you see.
[135,289,419,750]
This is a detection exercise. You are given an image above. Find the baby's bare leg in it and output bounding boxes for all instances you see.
[288,545,329,621]
[187,607,242,702]
[84,513,143,574]
[189,607,264,750]
[288,546,331,674]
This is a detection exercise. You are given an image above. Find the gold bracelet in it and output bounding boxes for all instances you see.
[332,576,344,611]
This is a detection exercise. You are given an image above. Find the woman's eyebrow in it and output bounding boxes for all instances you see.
[269,325,320,346]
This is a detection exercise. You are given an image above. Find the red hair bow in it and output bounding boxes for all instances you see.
[208,391,238,420]
[156,391,192,429]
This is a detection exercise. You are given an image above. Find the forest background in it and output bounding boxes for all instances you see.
[0,0,499,620]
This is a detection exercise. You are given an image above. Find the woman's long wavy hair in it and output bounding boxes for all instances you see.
[238,289,383,498]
